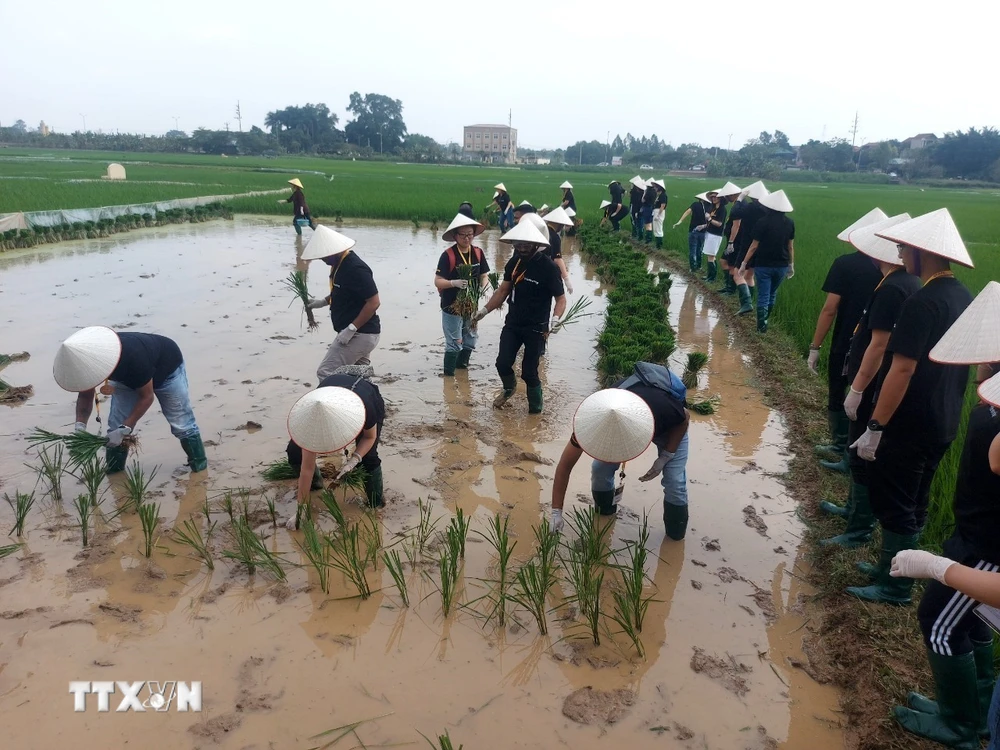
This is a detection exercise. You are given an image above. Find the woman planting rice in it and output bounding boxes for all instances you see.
[629,176,646,239]
[279,178,315,235]
[434,213,490,375]
[559,181,576,212]
[489,183,515,231]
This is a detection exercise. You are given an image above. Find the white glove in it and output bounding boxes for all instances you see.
[106,425,132,448]
[672,221,681,229]
[550,317,561,333]
[335,325,356,346]
[335,453,362,481]
[550,508,564,533]
[307,297,328,310]
[74,421,88,433]
[807,348,820,373]
[285,508,299,531]
[725,242,735,254]
[449,279,469,290]
[695,224,707,232]
[473,308,489,323]
[276,199,285,204]
[890,550,955,584]
[639,450,675,481]
[844,388,864,421]
[787,264,795,279]
[850,428,882,461]
[564,278,574,295]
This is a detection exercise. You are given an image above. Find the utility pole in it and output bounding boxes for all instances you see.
[849,111,860,170]
[728,133,733,152]
[80,113,87,132]
[379,130,383,154]
[172,116,180,131]
[235,101,243,133]
[605,130,609,163]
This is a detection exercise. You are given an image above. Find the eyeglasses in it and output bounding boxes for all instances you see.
[456,232,475,239]
[513,243,537,251]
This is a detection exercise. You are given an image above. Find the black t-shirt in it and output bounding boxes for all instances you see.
[503,252,564,329]
[822,251,883,355]
[705,202,727,236]
[846,269,921,381]
[734,200,765,251]
[749,212,794,266]
[642,186,657,207]
[546,229,562,261]
[435,245,490,311]
[876,277,972,443]
[724,200,742,239]
[109,333,183,390]
[496,192,511,211]
[630,187,644,212]
[687,200,707,232]
[328,252,381,334]
[562,189,576,211]
[953,404,1000,564]
[626,383,686,448]
[654,192,667,210]
[609,183,625,208]
[317,373,385,430]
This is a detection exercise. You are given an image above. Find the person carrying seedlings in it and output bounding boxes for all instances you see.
[727,181,769,309]
[301,226,381,380]
[54,326,207,474]
[628,175,646,239]
[489,183,514,232]
[807,208,888,475]
[542,206,574,293]
[673,191,710,272]
[882,289,1000,748]
[847,209,974,605]
[559,181,576,212]
[818,214,919,547]
[434,213,490,375]
[550,362,691,539]
[738,189,795,333]
[699,190,726,281]
[651,179,668,249]
[285,365,386,529]
[279,178,315,235]
[473,217,565,414]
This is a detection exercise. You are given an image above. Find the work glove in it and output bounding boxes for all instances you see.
[106,425,132,448]
[285,507,300,531]
[850,428,882,461]
[74,421,88,433]
[564,278,574,295]
[726,242,735,254]
[335,452,362,481]
[550,508,564,534]
[807,348,820,373]
[639,450,675,481]
[890,550,955,584]
[843,387,864,421]
[276,199,285,204]
[550,317,561,333]
[335,325,356,346]
[449,279,469,290]
[695,224,707,232]
[307,297,328,310]
[787,264,795,279]
[472,308,489,323]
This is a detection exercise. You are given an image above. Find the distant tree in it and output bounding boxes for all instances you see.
[264,103,342,153]
[866,141,898,172]
[401,133,442,161]
[190,128,236,155]
[12,119,27,133]
[564,140,605,165]
[344,92,407,154]
[773,130,790,148]
[931,127,1000,179]
[611,134,624,154]
[165,129,187,139]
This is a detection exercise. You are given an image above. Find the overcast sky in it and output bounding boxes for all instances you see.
[2,0,996,151]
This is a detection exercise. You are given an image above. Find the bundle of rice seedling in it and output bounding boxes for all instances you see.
[682,352,709,390]
[487,271,500,293]
[28,428,137,468]
[448,264,486,321]
[550,296,594,335]
[0,352,29,367]
[281,270,319,330]
[0,378,33,404]
[690,395,721,415]
[260,460,299,481]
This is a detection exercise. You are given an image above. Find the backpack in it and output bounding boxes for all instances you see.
[442,245,484,275]
[617,361,687,404]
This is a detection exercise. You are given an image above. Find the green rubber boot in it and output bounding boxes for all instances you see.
[493,374,517,408]
[704,261,717,282]
[526,385,544,414]
[443,350,459,376]
[721,273,737,295]
[654,236,663,249]
[644,230,653,244]
[180,434,208,472]
[593,489,617,517]
[105,445,129,474]
[815,410,849,457]
[364,465,385,509]
[664,503,689,541]
[456,348,472,369]
[820,481,854,518]
[309,464,324,491]
[846,529,919,604]
[756,305,768,333]
[820,482,875,547]
[909,639,994,738]
[893,650,981,750]
[736,283,754,315]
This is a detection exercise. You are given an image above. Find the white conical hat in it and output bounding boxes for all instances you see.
[539,204,550,213]
[849,214,911,265]
[544,206,574,227]
[517,200,534,210]
[573,389,655,463]
[600,200,612,209]
[743,181,769,200]
[929,282,1000,364]
[874,208,973,268]
[442,213,485,243]
[560,181,573,189]
[759,189,793,212]
[287,387,366,454]
[499,219,549,246]
[564,207,577,218]
[653,179,666,190]
[53,326,122,392]
[301,225,356,260]
[288,178,304,189]
[979,371,1000,408]
[695,191,710,202]
[493,191,499,199]
[716,181,742,197]
[494,183,507,192]
[630,175,646,189]
[607,180,621,187]
[837,207,888,242]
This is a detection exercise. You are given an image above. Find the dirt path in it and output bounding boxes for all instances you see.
[0,218,843,749]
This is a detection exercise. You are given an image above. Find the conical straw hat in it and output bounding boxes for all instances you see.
[287,178,304,189]
[849,213,911,265]
[653,179,666,190]
[573,389,655,463]
[53,326,122,392]
[300,225,356,260]
[493,191,499,199]
[716,181,742,197]
[287,387,366,454]
[560,181,573,189]
[441,213,485,243]
[522,213,549,237]
[599,200,612,209]
[759,189,793,212]
[837,207,888,242]
[929,281,1000,364]
[875,208,973,268]
[607,180,621,187]
[539,204,549,213]
[544,206,574,227]
[630,176,646,189]
[743,181,769,200]
[978,371,1000,408]
[695,191,710,202]
[499,219,549,246]
[494,183,507,192]
[564,207,577,218]
[517,200,535,211]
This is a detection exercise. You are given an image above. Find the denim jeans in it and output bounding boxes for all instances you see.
[108,362,200,440]
[498,207,514,232]
[688,231,705,269]
[989,678,1000,750]
[442,310,477,353]
[754,266,789,312]
[591,433,690,508]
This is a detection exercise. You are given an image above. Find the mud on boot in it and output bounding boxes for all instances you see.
[455,348,472,370]
[493,374,517,409]
[443,350,459,376]
[180,434,208,472]
[105,445,129,474]
[526,385,544,414]
[664,503,689,541]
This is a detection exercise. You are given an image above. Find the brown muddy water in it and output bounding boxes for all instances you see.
[0,217,844,749]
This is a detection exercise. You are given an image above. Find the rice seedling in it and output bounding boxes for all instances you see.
[331,464,369,499]
[307,712,393,750]
[122,462,158,513]
[610,515,653,656]
[681,352,709,390]
[202,494,212,522]
[511,520,561,635]
[438,545,460,617]
[360,513,382,569]
[420,729,462,750]
[549,296,594,334]
[477,513,516,628]
[221,490,236,524]
[0,543,22,560]
[222,518,286,580]
[0,377,33,403]
[72,494,92,547]
[4,490,36,537]
[281,270,320,330]
[260,459,298,481]
[32,444,65,503]
[561,509,613,645]
[319,489,347,528]
[329,522,372,599]
[172,517,215,570]
[487,271,500,292]
[137,501,160,558]
[0,351,29,367]
[413,498,439,555]
[449,264,487,321]
[297,518,331,594]
[447,507,470,559]
[27,427,137,468]
[383,548,409,606]
[690,395,721,415]
[236,487,253,523]
[265,492,278,528]
[73,455,108,510]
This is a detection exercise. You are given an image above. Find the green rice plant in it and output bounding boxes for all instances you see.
[383,548,409,606]
[0,352,29,367]
[448,507,470,559]
[222,518,286,580]
[221,490,236,524]
[4,490,36,537]
[449,264,486,320]
[550,296,594,334]
[0,377,32,403]
[585,569,605,646]
[297,518,331,594]
[690,395,720,415]
[332,464,369,498]
[438,545,460,617]
[511,520,561,635]
[172,517,215,570]
[27,427,137,468]
[32,444,65,503]
[202,494,212,522]
[236,488,253,523]
[265,492,278,528]
[610,514,653,656]
[561,509,612,645]
[411,216,420,228]
[260,460,298,481]
[73,455,108,509]
[681,352,709,390]
[319,489,347,528]
[420,728,462,750]
[328,522,372,599]
[360,513,382,569]
[72,494,92,547]
[487,271,500,292]
[0,543,22,560]
[137,501,160,558]
[280,270,319,330]
[413,498,439,555]
[122,462,158,513]
[477,513,516,628]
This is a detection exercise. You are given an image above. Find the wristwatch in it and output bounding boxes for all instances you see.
[867,419,885,432]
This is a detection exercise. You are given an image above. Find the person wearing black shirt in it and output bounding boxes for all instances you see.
[713,183,742,294]
[847,208,974,605]
[739,190,795,333]
[55,327,208,474]
[640,181,657,244]
[651,179,668,249]
[673,192,710,272]
[699,191,726,281]
[473,217,566,414]
[434,213,490,375]
[628,176,645,239]
[490,183,514,232]
[542,208,574,293]
[729,194,768,310]
[302,226,381,380]
[559,181,576,212]
[810,210,887,475]
[458,202,476,220]
[280,178,315,235]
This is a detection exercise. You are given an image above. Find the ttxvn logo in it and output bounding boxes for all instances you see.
[69,681,202,712]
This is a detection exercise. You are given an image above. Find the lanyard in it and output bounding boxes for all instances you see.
[328,250,352,292]
[455,245,471,266]
[923,270,955,287]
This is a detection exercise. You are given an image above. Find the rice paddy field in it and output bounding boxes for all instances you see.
[3,147,999,549]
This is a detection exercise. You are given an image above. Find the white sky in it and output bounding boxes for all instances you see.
[2,0,997,151]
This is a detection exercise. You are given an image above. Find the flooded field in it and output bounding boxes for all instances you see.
[0,217,844,749]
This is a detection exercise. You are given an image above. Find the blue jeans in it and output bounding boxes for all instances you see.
[591,433,690,508]
[442,310,477,353]
[754,266,789,312]
[108,363,200,440]
[498,207,514,232]
[989,678,1000,750]
[688,231,706,269]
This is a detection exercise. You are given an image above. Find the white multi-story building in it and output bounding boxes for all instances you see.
[463,124,517,164]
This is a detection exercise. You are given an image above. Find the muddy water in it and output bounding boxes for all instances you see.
[0,218,843,749]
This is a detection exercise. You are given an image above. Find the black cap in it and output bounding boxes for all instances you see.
[458,202,475,220]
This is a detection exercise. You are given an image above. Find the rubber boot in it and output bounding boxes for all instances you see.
[721,273,737,295]
[593,489,617,517]
[819,452,850,475]
[820,482,875,547]
[526,385,544,414]
[756,305,768,333]
[893,650,981,750]
[664,503,689,541]
[820,481,854,518]
[909,639,993,738]
[180,434,208,472]
[493,374,517,408]
[736,283,754,315]
[106,445,128,474]
[364,465,385,509]
[654,236,663,249]
[443,350,459,376]
[309,464,324,491]
[644,230,653,244]
[815,410,849,457]
[846,529,919,604]
[704,261,717,282]
[456,348,472,370]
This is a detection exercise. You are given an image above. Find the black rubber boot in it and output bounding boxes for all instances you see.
[846,530,919,604]
[721,273,737,295]
[364,465,385,509]
[310,464,324,491]
[443,350,459,376]
[893,650,981,750]
[654,236,663,249]
[593,489,617,516]
[180,434,208,472]
[815,410,849,457]
[737,283,753,315]
[820,482,875,547]
[526,385,544,414]
[909,639,994,738]
[664,503,689,541]
[106,445,128,474]
[819,481,854,518]
[756,305,768,333]
[493,374,517,408]
[704,261,717,282]
[456,348,472,369]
